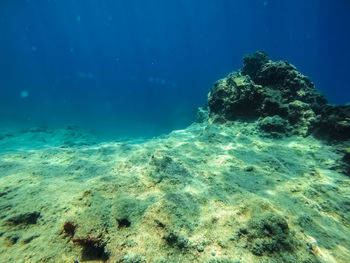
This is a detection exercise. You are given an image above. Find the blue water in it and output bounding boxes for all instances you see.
[1,0,349,137]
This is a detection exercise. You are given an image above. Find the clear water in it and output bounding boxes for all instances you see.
[0,0,349,138]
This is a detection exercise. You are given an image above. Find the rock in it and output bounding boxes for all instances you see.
[315,105,350,140]
[244,166,254,172]
[238,227,248,235]
[22,234,40,244]
[241,50,270,82]
[207,51,350,141]
[117,218,131,228]
[197,107,209,123]
[258,116,289,135]
[245,213,294,256]
[113,195,153,228]
[337,146,350,176]
[163,232,190,250]
[119,252,146,263]
[72,237,110,261]
[5,234,20,245]
[343,147,350,163]
[287,100,317,136]
[197,246,204,252]
[149,152,191,184]
[208,73,265,121]
[6,211,40,226]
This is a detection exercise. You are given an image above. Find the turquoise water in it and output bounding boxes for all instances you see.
[1,1,349,137]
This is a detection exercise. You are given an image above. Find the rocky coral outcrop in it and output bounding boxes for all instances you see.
[207,51,350,140]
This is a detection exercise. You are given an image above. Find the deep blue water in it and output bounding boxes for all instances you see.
[1,0,349,137]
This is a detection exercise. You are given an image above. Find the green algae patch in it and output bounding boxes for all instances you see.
[245,213,294,256]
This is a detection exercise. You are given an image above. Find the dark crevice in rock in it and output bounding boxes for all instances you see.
[117,218,131,228]
[72,238,110,261]
[6,211,41,226]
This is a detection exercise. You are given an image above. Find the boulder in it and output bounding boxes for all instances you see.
[207,51,350,140]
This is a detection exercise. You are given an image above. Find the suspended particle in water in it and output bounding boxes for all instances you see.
[305,33,312,39]
[31,46,37,52]
[20,91,29,98]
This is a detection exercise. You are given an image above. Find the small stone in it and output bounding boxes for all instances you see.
[5,234,19,245]
[240,227,248,233]
[211,251,216,256]
[245,166,254,172]
[197,247,204,252]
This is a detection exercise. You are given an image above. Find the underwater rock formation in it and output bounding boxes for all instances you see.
[208,51,350,140]
[241,51,270,83]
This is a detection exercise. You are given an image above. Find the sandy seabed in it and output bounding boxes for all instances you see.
[0,121,349,263]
